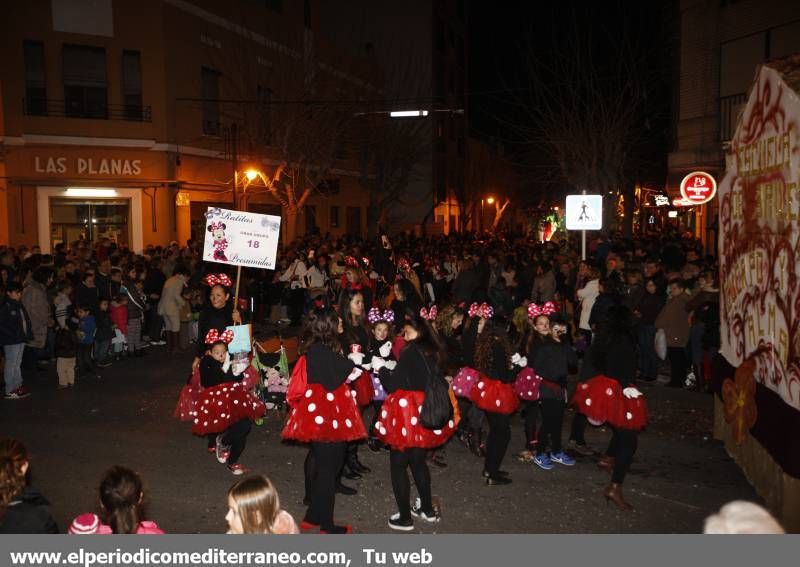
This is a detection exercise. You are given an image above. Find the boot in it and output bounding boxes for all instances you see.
[367,437,383,453]
[335,480,357,496]
[603,483,634,511]
[349,448,371,474]
[597,455,615,473]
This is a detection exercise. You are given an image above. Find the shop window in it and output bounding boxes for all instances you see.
[23,40,47,116]
[63,44,108,119]
[330,206,340,228]
[201,67,221,135]
[50,199,130,250]
[122,50,143,120]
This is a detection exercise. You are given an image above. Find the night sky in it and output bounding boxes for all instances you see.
[468,1,673,201]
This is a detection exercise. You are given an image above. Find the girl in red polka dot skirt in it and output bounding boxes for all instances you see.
[571,306,647,511]
[470,320,519,485]
[282,307,365,534]
[194,330,266,476]
[375,308,456,531]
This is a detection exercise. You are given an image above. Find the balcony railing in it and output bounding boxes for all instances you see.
[23,98,152,122]
[719,93,747,142]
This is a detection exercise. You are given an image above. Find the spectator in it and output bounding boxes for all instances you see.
[0,283,33,399]
[225,475,298,534]
[94,299,114,368]
[21,267,54,372]
[76,305,99,380]
[0,438,59,533]
[55,320,78,389]
[655,279,691,388]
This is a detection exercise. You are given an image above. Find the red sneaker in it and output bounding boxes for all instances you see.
[227,463,249,476]
[300,520,320,531]
[319,524,353,534]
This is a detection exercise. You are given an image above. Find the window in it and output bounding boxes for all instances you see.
[304,0,311,29]
[23,41,47,116]
[257,85,273,144]
[63,44,107,119]
[201,67,221,135]
[122,50,143,120]
[330,206,340,228]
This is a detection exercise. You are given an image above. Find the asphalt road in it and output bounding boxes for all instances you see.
[1,345,757,534]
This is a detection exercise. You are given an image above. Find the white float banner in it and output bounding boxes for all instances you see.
[202,207,281,270]
[565,194,603,230]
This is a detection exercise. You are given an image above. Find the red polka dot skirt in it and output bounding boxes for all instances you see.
[374,389,457,450]
[470,375,520,415]
[451,366,480,399]
[572,375,648,430]
[191,381,267,436]
[282,383,367,443]
[513,367,543,401]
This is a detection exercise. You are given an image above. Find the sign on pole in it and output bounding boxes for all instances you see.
[203,207,281,270]
[679,171,717,205]
[565,194,603,230]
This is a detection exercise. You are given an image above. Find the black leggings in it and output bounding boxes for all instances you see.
[606,428,638,484]
[304,442,346,531]
[522,400,539,449]
[456,398,484,435]
[221,419,251,465]
[390,448,432,522]
[368,401,383,437]
[569,412,588,445]
[538,398,565,454]
[484,411,512,474]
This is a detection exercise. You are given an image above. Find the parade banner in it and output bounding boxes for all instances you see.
[717,55,800,504]
[203,207,281,270]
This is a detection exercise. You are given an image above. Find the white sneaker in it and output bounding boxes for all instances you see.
[410,498,440,523]
[388,513,414,531]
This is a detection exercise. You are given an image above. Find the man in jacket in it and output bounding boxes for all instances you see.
[655,279,691,387]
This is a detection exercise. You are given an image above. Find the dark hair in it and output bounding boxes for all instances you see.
[32,267,54,285]
[299,307,342,355]
[669,278,686,290]
[173,264,190,277]
[99,466,144,534]
[5,282,22,294]
[337,287,366,330]
[0,438,28,514]
[394,278,418,302]
[402,310,446,370]
[475,321,513,376]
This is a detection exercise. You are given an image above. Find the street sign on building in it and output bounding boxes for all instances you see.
[565,194,603,230]
[679,171,717,205]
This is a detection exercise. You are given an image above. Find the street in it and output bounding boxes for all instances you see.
[1,344,757,534]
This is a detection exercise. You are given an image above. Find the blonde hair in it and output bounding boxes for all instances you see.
[228,475,281,534]
[703,501,784,534]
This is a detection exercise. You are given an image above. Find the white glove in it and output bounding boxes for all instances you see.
[371,357,386,371]
[384,360,397,371]
[345,367,362,383]
[379,341,392,358]
[623,387,643,399]
[347,352,365,366]
[511,352,522,365]
[222,353,231,373]
[362,362,372,371]
[517,356,528,367]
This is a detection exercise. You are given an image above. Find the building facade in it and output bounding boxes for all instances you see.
[669,0,800,244]
[0,0,377,252]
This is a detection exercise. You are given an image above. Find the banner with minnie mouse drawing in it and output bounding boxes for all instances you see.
[202,207,281,270]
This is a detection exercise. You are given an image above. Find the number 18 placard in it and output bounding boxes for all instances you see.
[202,207,281,270]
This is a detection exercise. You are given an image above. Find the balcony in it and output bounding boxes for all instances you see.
[719,93,746,143]
[23,98,152,122]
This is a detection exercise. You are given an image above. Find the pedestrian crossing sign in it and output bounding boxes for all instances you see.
[565,194,603,230]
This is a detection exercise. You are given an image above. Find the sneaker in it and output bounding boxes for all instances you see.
[410,498,440,523]
[388,513,415,531]
[228,463,249,475]
[300,519,319,531]
[319,524,353,534]
[152,340,166,346]
[533,453,555,470]
[215,435,231,464]
[551,451,576,466]
[5,387,31,400]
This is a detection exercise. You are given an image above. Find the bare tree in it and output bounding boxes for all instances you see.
[511,6,666,236]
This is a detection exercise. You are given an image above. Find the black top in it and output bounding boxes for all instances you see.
[342,323,370,354]
[582,333,637,387]
[306,343,356,392]
[637,292,665,325]
[0,486,59,534]
[529,336,577,386]
[460,321,479,368]
[379,342,435,393]
[196,303,234,356]
[199,355,240,388]
[443,334,464,375]
[0,299,33,346]
[95,310,114,340]
[75,283,99,312]
[54,327,78,358]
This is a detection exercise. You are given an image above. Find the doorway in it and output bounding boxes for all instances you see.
[49,198,131,249]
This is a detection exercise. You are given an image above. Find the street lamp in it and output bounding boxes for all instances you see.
[233,167,263,210]
[480,196,495,233]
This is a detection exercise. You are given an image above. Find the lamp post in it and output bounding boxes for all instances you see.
[480,196,495,233]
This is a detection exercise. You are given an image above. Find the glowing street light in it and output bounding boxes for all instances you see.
[245,169,259,182]
[486,196,495,205]
[390,110,429,118]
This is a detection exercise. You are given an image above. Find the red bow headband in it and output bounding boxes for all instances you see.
[205,328,234,345]
[420,305,438,321]
[397,258,410,272]
[204,273,232,288]
[209,221,225,232]
[368,307,395,325]
[528,302,557,319]
[468,302,493,319]
[345,256,359,268]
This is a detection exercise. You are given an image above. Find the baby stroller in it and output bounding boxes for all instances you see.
[253,340,292,412]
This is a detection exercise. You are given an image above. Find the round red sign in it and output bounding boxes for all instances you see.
[679,171,717,205]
